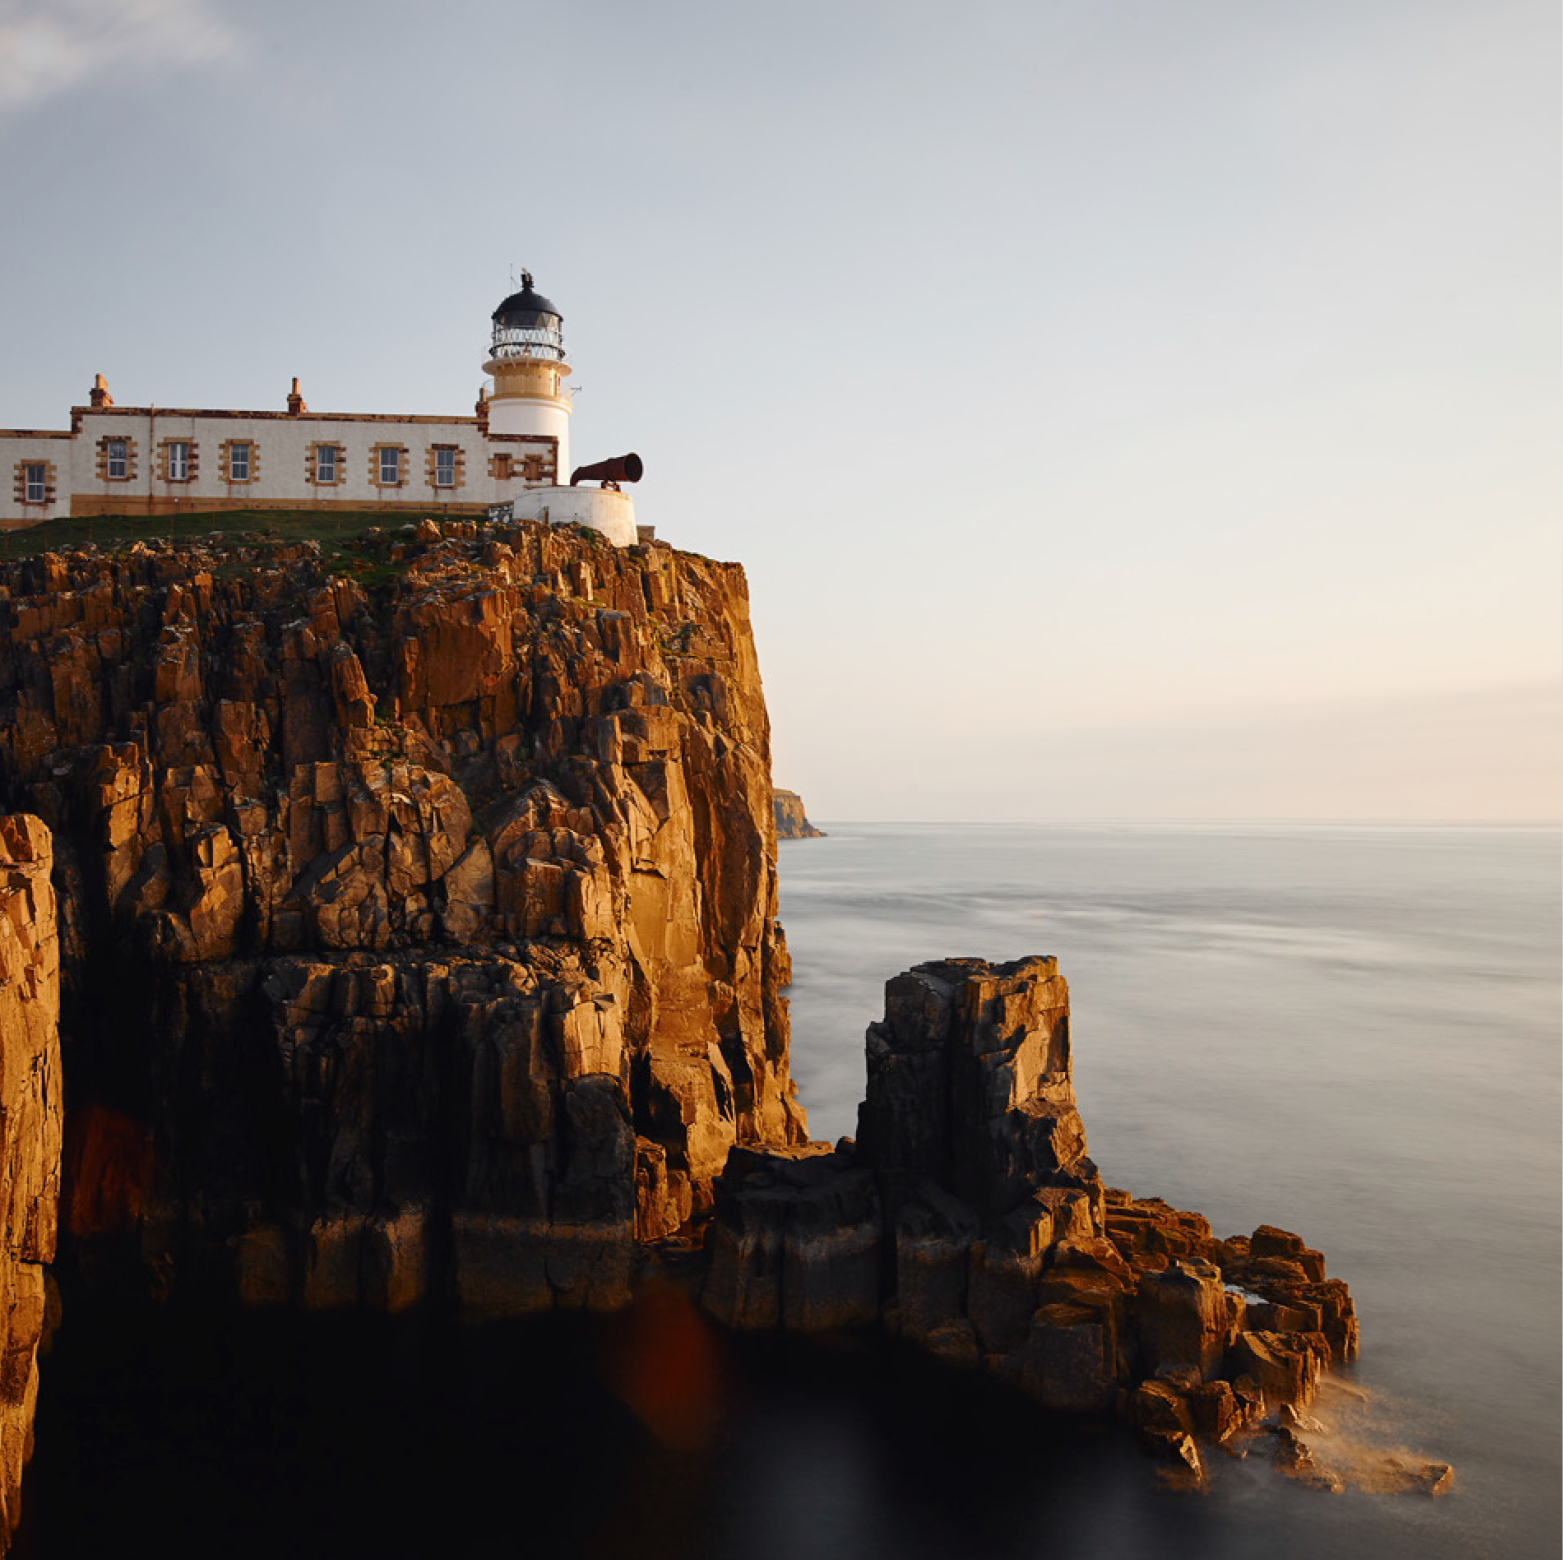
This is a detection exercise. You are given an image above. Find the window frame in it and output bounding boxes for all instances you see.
[308,441,342,487]
[23,464,46,504]
[369,442,408,489]
[227,440,252,483]
[166,440,191,483]
[106,439,127,480]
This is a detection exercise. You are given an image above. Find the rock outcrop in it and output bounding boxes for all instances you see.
[772,789,824,839]
[0,520,804,1314]
[703,957,1356,1476]
[0,815,61,1540]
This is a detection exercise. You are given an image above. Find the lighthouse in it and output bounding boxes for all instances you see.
[0,269,643,542]
[484,272,573,478]
[486,272,641,546]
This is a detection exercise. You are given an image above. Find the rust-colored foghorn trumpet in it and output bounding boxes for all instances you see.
[569,453,644,488]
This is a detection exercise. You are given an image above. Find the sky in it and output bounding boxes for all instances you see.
[0,0,1557,820]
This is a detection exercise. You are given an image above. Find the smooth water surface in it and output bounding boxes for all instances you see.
[780,821,1561,1559]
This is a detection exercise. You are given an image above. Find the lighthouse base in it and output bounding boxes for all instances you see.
[506,486,637,547]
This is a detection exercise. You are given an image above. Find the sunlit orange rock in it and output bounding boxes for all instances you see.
[0,814,62,1539]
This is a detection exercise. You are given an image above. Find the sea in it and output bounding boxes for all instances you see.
[777,821,1562,1560]
[16,822,1560,1559]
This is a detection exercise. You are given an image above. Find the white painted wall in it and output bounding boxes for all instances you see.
[486,393,570,480]
[510,486,638,547]
[0,433,72,527]
[0,412,562,525]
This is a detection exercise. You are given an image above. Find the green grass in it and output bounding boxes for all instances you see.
[0,508,426,565]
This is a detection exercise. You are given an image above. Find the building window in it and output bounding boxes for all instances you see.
[159,439,196,483]
[223,439,254,483]
[370,443,408,489]
[96,435,137,483]
[307,442,342,486]
[13,460,55,507]
[491,453,513,481]
[427,445,465,491]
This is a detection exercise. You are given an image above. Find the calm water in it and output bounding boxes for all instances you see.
[20,823,1559,1558]
[780,821,1562,1559]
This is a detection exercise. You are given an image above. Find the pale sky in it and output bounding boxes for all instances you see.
[1,0,1557,819]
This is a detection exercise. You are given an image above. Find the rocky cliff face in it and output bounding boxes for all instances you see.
[0,520,803,1314]
[0,814,61,1539]
[0,518,1361,1500]
[772,789,824,839]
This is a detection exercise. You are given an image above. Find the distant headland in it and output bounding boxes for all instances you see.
[773,788,825,839]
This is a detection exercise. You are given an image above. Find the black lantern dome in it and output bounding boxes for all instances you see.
[490,271,564,362]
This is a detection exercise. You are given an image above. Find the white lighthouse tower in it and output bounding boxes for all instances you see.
[485,273,640,546]
[484,272,573,476]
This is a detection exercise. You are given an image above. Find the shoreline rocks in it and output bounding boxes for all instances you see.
[695,956,1359,1473]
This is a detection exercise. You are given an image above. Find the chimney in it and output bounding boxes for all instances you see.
[90,373,113,408]
[476,384,489,432]
[287,377,306,415]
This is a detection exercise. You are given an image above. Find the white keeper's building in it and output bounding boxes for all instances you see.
[0,275,641,545]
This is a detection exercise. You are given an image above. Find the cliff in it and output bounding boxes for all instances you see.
[0,815,61,1538]
[0,516,1364,1504]
[772,789,824,839]
[0,519,803,1316]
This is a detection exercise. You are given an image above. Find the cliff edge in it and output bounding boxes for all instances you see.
[0,519,803,1316]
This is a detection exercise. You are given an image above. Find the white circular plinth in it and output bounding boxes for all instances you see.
[509,486,638,547]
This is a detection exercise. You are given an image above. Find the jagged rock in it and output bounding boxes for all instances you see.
[1133,1258,1239,1379]
[701,1145,879,1331]
[1229,1329,1327,1412]
[1271,1425,1344,1493]
[1375,1454,1454,1497]
[0,815,62,1540]
[1278,1401,1327,1435]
